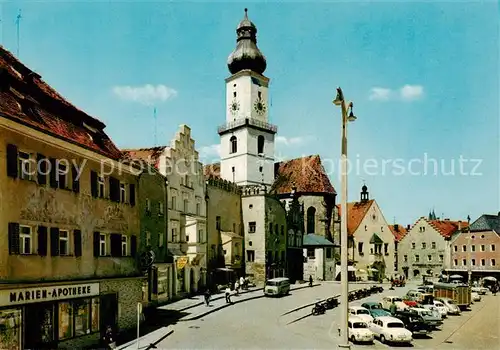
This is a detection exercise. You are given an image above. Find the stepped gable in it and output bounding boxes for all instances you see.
[337,200,375,236]
[271,155,336,195]
[426,218,468,238]
[122,146,167,169]
[389,224,408,242]
[0,45,121,159]
[204,162,221,179]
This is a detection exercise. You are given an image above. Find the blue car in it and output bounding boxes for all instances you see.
[361,302,393,318]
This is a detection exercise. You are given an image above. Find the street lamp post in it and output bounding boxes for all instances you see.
[333,87,357,349]
[467,215,472,286]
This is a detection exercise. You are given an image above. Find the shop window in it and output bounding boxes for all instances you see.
[20,225,32,254]
[59,230,69,255]
[74,300,91,336]
[58,298,100,341]
[91,299,99,332]
[0,309,22,349]
[58,302,73,340]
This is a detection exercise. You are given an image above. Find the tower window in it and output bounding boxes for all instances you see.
[233,91,237,97]
[232,166,235,173]
[258,91,262,99]
[257,135,265,154]
[230,136,237,154]
[307,206,316,234]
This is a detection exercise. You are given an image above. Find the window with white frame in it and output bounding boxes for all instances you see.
[415,255,420,262]
[121,235,128,256]
[462,245,466,252]
[18,151,33,180]
[431,242,436,249]
[462,259,466,266]
[120,183,126,203]
[159,232,164,247]
[481,244,485,252]
[481,259,485,266]
[404,255,408,262]
[411,242,415,249]
[453,259,458,266]
[98,175,105,198]
[491,244,496,252]
[99,234,107,256]
[159,202,164,216]
[439,255,444,262]
[492,259,496,266]
[20,225,32,254]
[59,230,69,255]
[58,162,68,189]
[422,242,426,249]
[427,255,432,262]
[171,228,177,242]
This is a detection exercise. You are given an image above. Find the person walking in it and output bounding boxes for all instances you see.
[225,286,232,303]
[240,276,245,290]
[389,301,397,315]
[234,280,240,295]
[103,325,117,349]
[204,288,211,306]
[309,275,313,287]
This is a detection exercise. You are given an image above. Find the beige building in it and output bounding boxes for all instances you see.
[124,124,207,296]
[204,175,243,274]
[0,46,142,349]
[398,216,465,279]
[340,185,396,281]
[303,234,336,281]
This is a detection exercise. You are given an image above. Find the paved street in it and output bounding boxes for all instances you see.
[119,281,499,349]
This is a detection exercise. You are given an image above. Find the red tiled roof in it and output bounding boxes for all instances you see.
[389,224,408,242]
[0,45,122,159]
[338,199,374,236]
[204,162,221,178]
[271,155,336,195]
[122,146,167,169]
[428,219,468,238]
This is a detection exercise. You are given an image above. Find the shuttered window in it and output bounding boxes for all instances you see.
[72,165,80,193]
[74,230,82,257]
[129,184,136,206]
[37,226,48,256]
[37,154,47,185]
[109,177,120,202]
[130,235,137,257]
[6,144,18,178]
[110,233,122,257]
[8,222,20,254]
[90,171,98,198]
[93,231,100,257]
[50,227,60,256]
[49,158,58,188]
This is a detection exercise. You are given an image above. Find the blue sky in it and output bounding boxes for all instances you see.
[1,1,498,226]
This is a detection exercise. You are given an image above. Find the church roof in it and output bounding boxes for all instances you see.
[122,146,168,169]
[337,200,375,236]
[0,45,122,159]
[271,155,336,195]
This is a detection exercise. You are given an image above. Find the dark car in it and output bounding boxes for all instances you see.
[361,302,392,318]
[393,311,431,336]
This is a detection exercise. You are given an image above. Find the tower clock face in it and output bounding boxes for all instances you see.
[254,98,267,116]
[229,100,240,115]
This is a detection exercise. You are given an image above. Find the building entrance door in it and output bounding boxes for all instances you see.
[24,303,55,349]
[100,294,118,337]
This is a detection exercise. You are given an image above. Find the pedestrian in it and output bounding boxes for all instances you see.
[389,302,397,315]
[225,286,232,303]
[309,275,313,287]
[240,276,245,290]
[204,288,211,306]
[103,325,117,349]
[234,280,240,295]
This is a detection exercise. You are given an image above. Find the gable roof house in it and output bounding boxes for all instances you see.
[398,216,467,279]
[337,185,396,281]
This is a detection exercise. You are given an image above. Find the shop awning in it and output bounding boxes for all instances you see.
[369,233,384,244]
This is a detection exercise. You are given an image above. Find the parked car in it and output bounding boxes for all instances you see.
[381,296,409,311]
[419,304,446,319]
[409,307,443,328]
[393,311,431,336]
[435,297,461,315]
[361,302,392,318]
[432,300,448,317]
[348,316,374,344]
[472,286,488,295]
[348,306,374,323]
[369,316,413,344]
[264,277,290,297]
[405,290,423,301]
[471,292,481,302]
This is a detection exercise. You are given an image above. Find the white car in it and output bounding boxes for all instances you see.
[369,316,413,344]
[471,292,481,302]
[436,298,461,315]
[349,306,374,324]
[472,286,488,295]
[421,303,447,318]
[348,316,374,344]
[432,300,448,317]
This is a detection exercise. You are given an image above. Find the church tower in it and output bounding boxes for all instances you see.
[218,8,277,187]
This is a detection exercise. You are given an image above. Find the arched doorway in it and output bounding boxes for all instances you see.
[413,269,420,278]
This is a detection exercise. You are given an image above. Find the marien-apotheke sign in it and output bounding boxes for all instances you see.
[0,283,100,307]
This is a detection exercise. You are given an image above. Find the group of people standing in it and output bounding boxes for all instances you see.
[204,276,249,306]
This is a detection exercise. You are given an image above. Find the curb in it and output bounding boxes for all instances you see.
[175,287,261,312]
[180,283,321,321]
[282,294,341,316]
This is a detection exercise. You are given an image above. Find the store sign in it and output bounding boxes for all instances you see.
[0,283,100,307]
[176,256,188,270]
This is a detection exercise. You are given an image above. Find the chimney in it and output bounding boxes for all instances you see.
[394,224,399,232]
[458,220,462,231]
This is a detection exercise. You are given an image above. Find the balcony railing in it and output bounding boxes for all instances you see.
[218,118,278,134]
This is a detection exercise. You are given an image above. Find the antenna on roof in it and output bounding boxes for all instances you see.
[153,107,157,147]
[15,9,22,57]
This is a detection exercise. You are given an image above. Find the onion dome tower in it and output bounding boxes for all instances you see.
[227,8,267,75]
